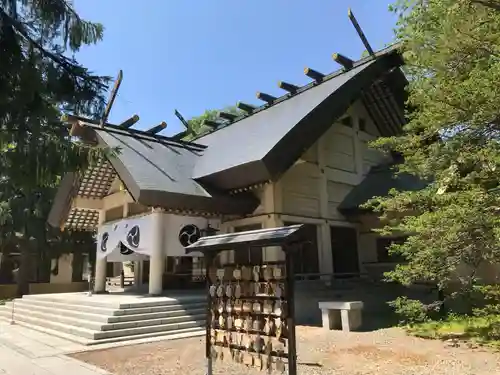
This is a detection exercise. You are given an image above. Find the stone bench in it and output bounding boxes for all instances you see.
[318,301,363,332]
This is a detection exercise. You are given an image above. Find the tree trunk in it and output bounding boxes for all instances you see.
[0,244,14,284]
[37,226,51,283]
[438,288,447,317]
[36,247,51,283]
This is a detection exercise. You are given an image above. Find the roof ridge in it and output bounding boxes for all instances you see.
[192,42,402,142]
[64,114,207,152]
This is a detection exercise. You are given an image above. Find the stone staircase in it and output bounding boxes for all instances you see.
[0,293,206,345]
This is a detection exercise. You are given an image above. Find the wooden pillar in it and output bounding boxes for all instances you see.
[351,109,364,274]
[94,210,107,293]
[148,210,165,295]
[264,214,285,262]
[351,108,364,177]
[133,261,141,288]
[218,223,233,265]
[263,182,284,262]
[318,138,334,277]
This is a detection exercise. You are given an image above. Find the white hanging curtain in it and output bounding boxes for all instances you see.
[118,215,155,255]
[106,248,148,262]
[95,215,155,260]
[96,222,122,259]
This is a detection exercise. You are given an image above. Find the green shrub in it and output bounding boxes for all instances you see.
[389,296,430,325]
[473,284,500,316]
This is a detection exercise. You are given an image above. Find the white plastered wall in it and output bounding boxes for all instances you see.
[274,99,388,274]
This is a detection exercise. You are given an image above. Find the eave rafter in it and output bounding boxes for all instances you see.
[229,181,269,195]
[65,208,100,232]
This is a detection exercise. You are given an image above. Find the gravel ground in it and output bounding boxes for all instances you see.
[69,326,500,375]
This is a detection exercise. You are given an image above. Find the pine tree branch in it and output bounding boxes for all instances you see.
[471,0,500,12]
[56,0,82,21]
[0,8,85,81]
[452,25,500,59]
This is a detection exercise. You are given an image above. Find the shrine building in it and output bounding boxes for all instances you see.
[48,43,421,296]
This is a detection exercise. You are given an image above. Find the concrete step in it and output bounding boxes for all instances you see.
[101,312,206,331]
[119,302,206,315]
[92,326,205,346]
[107,307,206,322]
[21,294,124,308]
[3,293,208,345]
[94,319,205,340]
[3,304,206,332]
[12,298,121,316]
[6,301,113,323]
[1,317,205,346]
[0,308,205,340]
[21,293,206,309]
[118,297,207,309]
[0,310,102,339]
[8,299,206,322]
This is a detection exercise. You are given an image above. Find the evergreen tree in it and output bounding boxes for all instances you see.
[184,105,241,140]
[0,1,109,295]
[369,0,500,319]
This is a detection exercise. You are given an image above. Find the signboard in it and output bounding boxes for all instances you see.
[185,224,306,375]
[207,259,295,373]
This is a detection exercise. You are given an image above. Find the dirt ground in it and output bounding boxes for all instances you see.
[69,326,500,375]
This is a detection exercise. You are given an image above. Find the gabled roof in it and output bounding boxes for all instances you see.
[192,45,405,189]
[49,43,407,230]
[94,128,258,214]
[48,120,260,230]
[338,164,428,214]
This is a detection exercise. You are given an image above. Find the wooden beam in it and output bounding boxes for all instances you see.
[72,197,103,210]
[171,130,188,140]
[66,120,96,142]
[103,191,134,210]
[146,121,167,134]
[278,81,299,93]
[119,114,140,128]
[332,53,354,69]
[100,70,123,128]
[62,114,205,149]
[304,67,325,82]
[348,8,374,56]
[218,111,238,121]
[203,120,220,128]
[237,101,256,113]
[256,92,276,103]
[68,122,85,137]
[174,109,190,129]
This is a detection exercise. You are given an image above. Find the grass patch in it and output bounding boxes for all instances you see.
[408,315,500,349]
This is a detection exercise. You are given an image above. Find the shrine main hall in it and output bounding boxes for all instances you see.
[48,43,416,296]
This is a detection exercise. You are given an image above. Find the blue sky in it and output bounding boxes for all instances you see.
[73,1,398,136]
